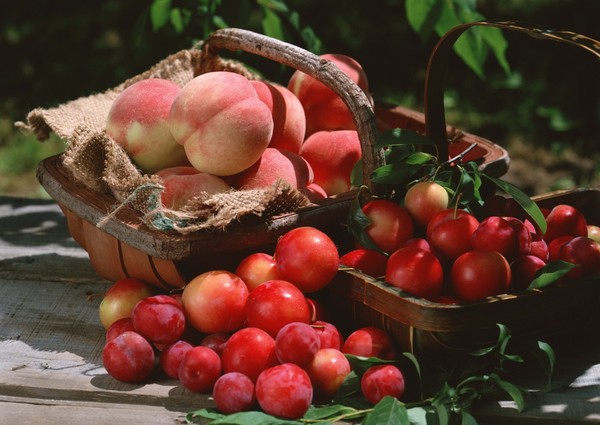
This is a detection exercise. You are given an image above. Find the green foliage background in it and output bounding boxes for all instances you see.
[1,0,599,197]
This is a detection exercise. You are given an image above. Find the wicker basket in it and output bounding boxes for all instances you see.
[320,21,600,354]
[35,27,510,290]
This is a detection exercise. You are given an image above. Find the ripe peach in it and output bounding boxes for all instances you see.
[288,53,372,135]
[156,166,231,210]
[229,147,313,190]
[251,81,306,154]
[169,71,274,176]
[106,78,189,173]
[300,130,362,196]
[302,182,328,202]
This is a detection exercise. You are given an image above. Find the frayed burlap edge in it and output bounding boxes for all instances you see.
[17,46,310,234]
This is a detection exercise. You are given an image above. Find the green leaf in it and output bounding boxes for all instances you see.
[169,8,191,34]
[345,353,395,377]
[494,377,526,412]
[371,162,424,185]
[346,193,383,253]
[481,174,547,234]
[257,0,290,13]
[407,406,436,425]
[335,371,364,401]
[479,25,510,75]
[364,396,410,425]
[150,0,171,31]
[527,260,578,290]
[461,410,479,425]
[303,404,357,420]
[261,7,284,40]
[207,410,301,424]
[536,340,556,391]
[402,352,422,382]
[405,0,443,41]
[375,128,435,149]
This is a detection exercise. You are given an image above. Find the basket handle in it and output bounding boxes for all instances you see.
[199,28,385,196]
[424,20,600,162]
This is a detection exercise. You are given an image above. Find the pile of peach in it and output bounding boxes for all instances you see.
[105,54,371,209]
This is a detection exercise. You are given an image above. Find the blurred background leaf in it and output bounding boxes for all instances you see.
[1,0,598,198]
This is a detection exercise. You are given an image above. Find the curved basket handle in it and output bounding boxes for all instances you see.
[200,28,385,195]
[424,20,600,161]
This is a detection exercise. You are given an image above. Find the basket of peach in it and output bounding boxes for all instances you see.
[26,27,509,289]
[322,20,600,354]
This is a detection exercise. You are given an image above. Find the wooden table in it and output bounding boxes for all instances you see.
[1,195,599,424]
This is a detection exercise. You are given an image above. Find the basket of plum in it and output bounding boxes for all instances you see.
[31,27,509,290]
[323,20,600,354]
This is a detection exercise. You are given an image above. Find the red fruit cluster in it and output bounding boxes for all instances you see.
[100,226,407,419]
[341,185,600,303]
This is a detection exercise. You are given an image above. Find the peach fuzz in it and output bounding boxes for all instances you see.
[287,53,372,135]
[251,81,306,154]
[156,166,231,210]
[300,130,361,196]
[169,71,274,176]
[105,78,190,174]
[229,147,313,191]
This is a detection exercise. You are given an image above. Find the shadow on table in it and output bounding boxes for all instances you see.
[0,196,78,249]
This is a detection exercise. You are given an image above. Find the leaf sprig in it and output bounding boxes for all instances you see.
[185,324,555,425]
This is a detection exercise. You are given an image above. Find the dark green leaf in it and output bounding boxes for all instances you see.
[371,163,424,184]
[150,0,171,31]
[482,174,547,234]
[363,396,410,425]
[527,260,578,290]
[375,128,435,149]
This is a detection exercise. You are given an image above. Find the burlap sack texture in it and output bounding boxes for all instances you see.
[17,47,310,234]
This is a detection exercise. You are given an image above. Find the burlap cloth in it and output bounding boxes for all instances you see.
[16,48,309,234]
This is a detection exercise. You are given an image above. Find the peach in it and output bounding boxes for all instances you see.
[302,183,328,203]
[287,53,372,135]
[106,78,190,173]
[300,130,361,196]
[251,81,306,154]
[230,147,313,190]
[169,71,274,176]
[156,166,231,210]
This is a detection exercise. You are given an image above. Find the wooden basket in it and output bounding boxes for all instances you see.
[324,188,600,354]
[321,21,600,354]
[36,28,509,290]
